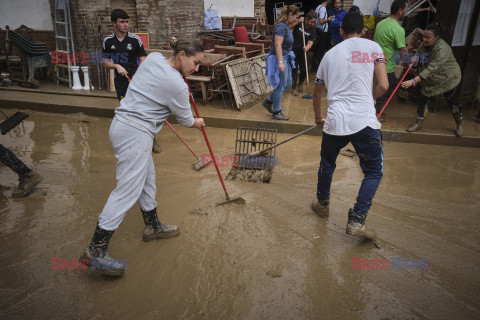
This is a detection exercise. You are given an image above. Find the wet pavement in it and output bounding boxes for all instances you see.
[1,111,479,319]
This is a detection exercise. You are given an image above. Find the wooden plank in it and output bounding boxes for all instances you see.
[214,45,246,58]
[234,42,265,53]
[203,38,228,50]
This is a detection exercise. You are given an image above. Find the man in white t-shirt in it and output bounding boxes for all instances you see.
[312,0,333,71]
[311,8,389,239]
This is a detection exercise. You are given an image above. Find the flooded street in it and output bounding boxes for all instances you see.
[1,111,479,319]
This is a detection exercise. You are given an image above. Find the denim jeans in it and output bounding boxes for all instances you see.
[268,58,292,113]
[0,144,31,176]
[317,127,383,219]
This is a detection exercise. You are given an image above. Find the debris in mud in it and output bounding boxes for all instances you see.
[0,185,10,190]
[226,166,273,183]
[190,208,208,216]
[266,269,282,278]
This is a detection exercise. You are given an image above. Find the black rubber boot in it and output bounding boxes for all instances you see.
[141,208,180,242]
[346,209,375,239]
[311,199,329,218]
[80,224,126,277]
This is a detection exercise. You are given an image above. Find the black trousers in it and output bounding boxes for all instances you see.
[292,48,307,86]
[312,31,331,71]
[417,86,462,121]
[114,76,130,101]
[0,144,31,176]
[376,72,398,113]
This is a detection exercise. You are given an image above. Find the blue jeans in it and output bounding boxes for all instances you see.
[317,127,383,218]
[268,58,292,113]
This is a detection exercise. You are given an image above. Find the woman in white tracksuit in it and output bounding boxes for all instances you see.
[81,38,205,276]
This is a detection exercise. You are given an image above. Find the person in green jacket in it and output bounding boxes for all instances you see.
[401,22,463,137]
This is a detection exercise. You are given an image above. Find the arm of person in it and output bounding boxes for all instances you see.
[168,88,204,129]
[305,40,314,52]
[313,83,326,125]
[401,48,448,89]
[102,60,128,77]
[373,61,389,100]
[139,56,146,64]
[274,35,285,73]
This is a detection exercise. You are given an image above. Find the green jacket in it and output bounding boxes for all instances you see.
[416,38,461,97]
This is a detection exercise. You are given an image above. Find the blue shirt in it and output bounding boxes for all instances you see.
[330,10,348,44]
[268,22,294,56]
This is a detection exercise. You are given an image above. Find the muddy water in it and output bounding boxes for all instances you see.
[0,110,479,319]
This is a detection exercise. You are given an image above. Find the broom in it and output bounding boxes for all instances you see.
[301,22,313,99]
[0,109,29,135]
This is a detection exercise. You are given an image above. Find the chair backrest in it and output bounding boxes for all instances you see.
[7,27,47,56]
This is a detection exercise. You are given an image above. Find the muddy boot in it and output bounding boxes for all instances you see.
[152,138,162,153]
[346,209,375,239]
[407,119,423,132]
[452,106,464,137]
[12,170,43,198]
[80,224,126,277]
[455,119,464,137]
[311,199,329,218]
[141,208,180,242]
[298,82,303,93]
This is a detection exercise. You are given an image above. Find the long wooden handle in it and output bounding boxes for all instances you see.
[301,22,309,85]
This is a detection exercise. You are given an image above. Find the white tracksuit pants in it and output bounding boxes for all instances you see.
[98,117,157,230]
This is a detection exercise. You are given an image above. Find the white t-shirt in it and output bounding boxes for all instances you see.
[315,37,385,136]
[315,5,329,32]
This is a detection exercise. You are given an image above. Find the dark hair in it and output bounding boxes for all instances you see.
[305,11,317,21]
[391,0,408,15]
[341,6,364,35]
[111,9,129,22]
[170,37,204,57]
[425,21,441,37]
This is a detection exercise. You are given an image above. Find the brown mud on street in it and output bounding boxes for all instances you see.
[0,110,479,319]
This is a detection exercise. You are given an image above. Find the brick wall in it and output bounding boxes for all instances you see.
[343,0,354,11]
[254,0,266,19]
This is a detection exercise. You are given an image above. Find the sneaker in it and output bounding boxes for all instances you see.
[298,83,303,92]
[272,112,289,121]
[12,170,43,198]
[152,138,162,153]
[311,199,329,218]
[262,99,273,114]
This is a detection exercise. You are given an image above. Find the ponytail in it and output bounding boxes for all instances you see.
[275,5,300,25]
[425,21,441,37]
[170,37,204,57]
